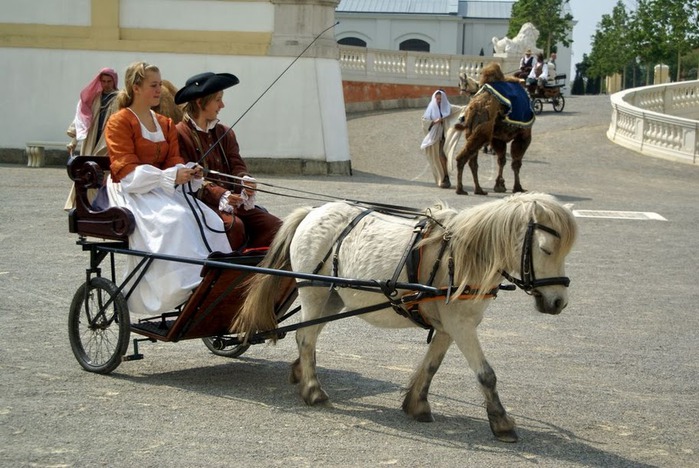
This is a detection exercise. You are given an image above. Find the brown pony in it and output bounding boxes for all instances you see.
[453,63,533,195]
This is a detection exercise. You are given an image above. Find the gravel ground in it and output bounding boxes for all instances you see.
[0,94,697,467]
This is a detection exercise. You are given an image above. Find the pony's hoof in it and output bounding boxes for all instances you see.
[455,188,468,195]
[302,387,329,406]
[474,189,488,196]
[493,185,506,193]
[513,187,526,193]
[494,429,519,443]
[413,412,435,423]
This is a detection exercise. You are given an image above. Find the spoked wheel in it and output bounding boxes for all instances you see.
[553,95,565,112]
[69,277,130,374]
[202,337,250,358]
[533,99,544,114]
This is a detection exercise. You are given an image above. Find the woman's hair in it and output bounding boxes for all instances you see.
[182,92,219,120]
[154,79,183,123]
[116,61,160,109]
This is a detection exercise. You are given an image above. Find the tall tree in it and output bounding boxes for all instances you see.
[507,0,574,56]
[587,2,633,85]
[657,0,699,80]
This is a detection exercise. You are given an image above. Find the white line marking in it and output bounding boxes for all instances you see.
[572,210,667,221]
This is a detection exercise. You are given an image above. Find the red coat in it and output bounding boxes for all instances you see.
[176,117,281,250]
[176,119,249,208]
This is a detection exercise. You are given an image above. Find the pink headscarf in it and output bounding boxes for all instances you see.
[75,68,118,139]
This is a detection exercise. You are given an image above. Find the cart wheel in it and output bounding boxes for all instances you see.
[202,337,250,358]
[553,95,565,112]
[533,99,543,114]
[69,277,130,374]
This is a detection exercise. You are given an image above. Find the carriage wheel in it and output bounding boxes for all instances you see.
[68,277,130,374]
[553,95,565,113]
[201,337,250,358]
[533,99,543,114]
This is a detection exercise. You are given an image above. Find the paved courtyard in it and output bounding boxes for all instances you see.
[1,95,697,467]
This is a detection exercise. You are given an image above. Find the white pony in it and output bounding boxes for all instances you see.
[233,192,578,442]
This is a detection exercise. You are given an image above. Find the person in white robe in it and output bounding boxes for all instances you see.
[420,90,464,188]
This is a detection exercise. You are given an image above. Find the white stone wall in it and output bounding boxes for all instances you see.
[0,0,350,169]
[0,48,347,162]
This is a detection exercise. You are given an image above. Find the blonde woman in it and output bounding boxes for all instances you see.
[104,61,231,316]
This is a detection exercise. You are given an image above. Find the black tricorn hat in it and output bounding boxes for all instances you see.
[174,72,239,105]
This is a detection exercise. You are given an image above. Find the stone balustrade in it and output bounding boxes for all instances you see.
[607,80,699,165]
[339,46,503,85]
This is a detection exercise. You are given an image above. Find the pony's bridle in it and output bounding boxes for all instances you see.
[501,221,571,294]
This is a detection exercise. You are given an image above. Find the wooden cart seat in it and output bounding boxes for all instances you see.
[67,155,135,241]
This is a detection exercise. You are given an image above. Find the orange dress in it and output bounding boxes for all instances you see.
[106,108,184,182]
[104,108,232,315]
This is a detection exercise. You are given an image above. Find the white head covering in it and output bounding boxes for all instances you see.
[422,90,451,121]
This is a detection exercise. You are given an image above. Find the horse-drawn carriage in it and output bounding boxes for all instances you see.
[67,154,577,443]
[526,73,567,114]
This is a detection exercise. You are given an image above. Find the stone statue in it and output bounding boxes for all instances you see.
[492,22,542,57]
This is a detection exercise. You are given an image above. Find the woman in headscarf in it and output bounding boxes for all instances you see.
[64,68,119,209]
[175,72,282,251]
[420,90,464,188]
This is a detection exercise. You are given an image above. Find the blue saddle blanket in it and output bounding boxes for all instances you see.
[478,82,535,128]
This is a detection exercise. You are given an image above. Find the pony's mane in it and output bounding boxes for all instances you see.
[421,201,458,225]
[422,193,577,296]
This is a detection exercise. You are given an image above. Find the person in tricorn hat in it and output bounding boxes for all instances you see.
[175,72,281,251]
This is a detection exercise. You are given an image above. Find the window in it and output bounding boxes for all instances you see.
[399,39,429,52]
[338,37,367,47]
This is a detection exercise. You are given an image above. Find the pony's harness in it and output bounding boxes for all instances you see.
[500,221,571,293]
[297,208,500,333]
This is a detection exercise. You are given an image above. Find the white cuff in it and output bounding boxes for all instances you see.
[219,191,235,213]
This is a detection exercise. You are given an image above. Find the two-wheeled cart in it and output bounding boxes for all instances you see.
[67,156,463,374]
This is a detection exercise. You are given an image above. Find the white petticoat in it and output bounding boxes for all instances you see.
[107,163,232,315]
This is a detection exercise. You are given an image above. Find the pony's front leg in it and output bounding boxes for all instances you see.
[477,361,517,442]
[402,330,453,422]
[292,323,329,405]
[446,316,518,442]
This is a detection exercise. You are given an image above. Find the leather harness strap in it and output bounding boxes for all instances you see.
[306,208,374,277]
[297,207,503,340]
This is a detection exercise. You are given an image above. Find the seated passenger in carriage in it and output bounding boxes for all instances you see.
[525,53,548,94]
[175,72,282,251]
[514,48,536,79]
[104,61,233,316]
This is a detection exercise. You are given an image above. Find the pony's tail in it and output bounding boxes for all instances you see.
[231,206,313,342]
